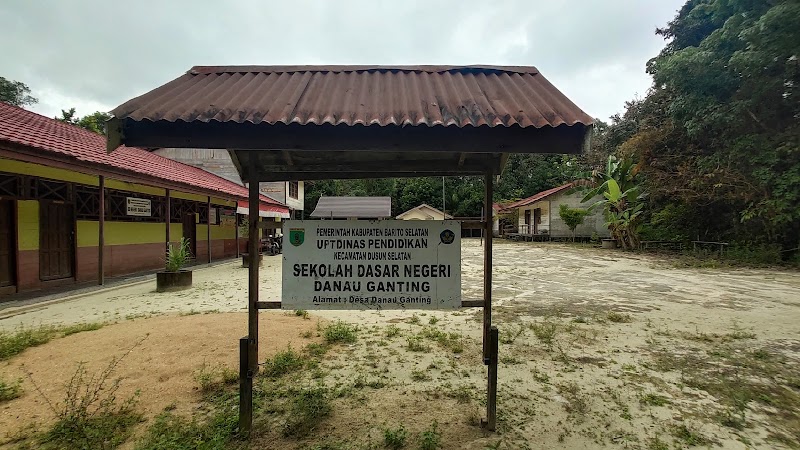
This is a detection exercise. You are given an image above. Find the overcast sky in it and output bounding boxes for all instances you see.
[1,1,684,122]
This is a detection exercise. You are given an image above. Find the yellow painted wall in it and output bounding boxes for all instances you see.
[0,157,98,185]
[211,224,235,240]
[17,200,39,250]
[171,191,207,202]
[106,179,164,196]
[170,223,183,242]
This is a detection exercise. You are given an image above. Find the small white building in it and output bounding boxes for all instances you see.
[501,182,609,238]
[396,203,453,220]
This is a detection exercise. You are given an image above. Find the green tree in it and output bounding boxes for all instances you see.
[558,204,589,242]
[57,108,112,135]
[583,156,644,250]
[0,77,37,107]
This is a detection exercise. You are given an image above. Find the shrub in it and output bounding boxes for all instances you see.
[282,387,332,437]
[263,347,305,378]
[323,321,358,344]
[165,237,191,272]
[383,425,408,449]
[419,422,442,450]
[0,376,22,402]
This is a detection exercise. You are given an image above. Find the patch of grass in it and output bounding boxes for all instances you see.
[61,322,104,336]
[428,316,439,325]
[672,424,709,446]
[263,347,305,378]
[386,325,401,338]
[419,421,442,450]
[294,309,309,319]
[499,324,525,345]
[446,385,472,404]
[0,376,23,402]
[646,435,669,450]
[324,321,358,345]
[531,369,550,384]
[411,369,432,382]
[500,355,522,365]
[530,320,558,347]
[0,322,104,361]
[417,327,464,354]
[639,392,669,407]
[135,408,239,450]
[557,382,589,419]
[408,314,421,325]
[406,336,430,352]
[193,364,238,394]
[282,387,332,437]
[383,424,408,449]
[606,312,633,323]
[304,342,329,358]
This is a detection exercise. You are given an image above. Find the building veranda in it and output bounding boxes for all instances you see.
[0,102,288,298]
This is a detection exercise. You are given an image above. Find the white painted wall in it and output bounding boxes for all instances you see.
[514,190,609,237]
[259,181,305,213]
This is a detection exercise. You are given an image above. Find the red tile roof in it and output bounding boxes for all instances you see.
[501,183,575,211]
[0,101,287,214]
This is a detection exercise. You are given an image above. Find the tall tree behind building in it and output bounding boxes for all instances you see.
[0,77,38,107]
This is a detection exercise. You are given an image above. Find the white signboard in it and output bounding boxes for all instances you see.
[126,197,151,216]
[209,207,218,225]
[282,220,461,310]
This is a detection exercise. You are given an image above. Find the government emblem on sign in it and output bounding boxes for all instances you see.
[289,228,305,247]
[440,229,455,244]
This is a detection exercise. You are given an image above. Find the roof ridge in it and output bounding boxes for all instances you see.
[189,65,540,75]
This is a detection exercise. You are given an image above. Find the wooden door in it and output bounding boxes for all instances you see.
[0,200,15,287]
[182,213,197,257]
[40,202,74,280]
[533,208,541,234]
[524,209,531,234]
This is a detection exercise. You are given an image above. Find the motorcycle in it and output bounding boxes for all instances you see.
[265,235,283,256]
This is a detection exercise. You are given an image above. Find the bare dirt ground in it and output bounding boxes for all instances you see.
[1,239,799,449]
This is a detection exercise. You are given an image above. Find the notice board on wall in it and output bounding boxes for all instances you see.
[281,220,461,310]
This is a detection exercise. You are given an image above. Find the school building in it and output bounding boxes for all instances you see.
[0,102,288,299]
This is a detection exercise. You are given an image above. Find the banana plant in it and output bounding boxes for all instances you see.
[581,156,645,250]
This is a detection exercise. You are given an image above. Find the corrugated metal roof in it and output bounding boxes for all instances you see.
[0,101,287,213]
[501,183,575,211]
[310,196,392,219]
[111,65,593,129]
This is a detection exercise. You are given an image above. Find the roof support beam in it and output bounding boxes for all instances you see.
[115,119,589,155]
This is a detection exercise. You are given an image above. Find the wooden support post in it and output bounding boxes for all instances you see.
[165,189,171,253]
[98,175,105,285]
[247,181,259,372]
[234,212,239,258]
[482,326,499,431]
[238,336,253,434]
[207,196,212,264]
[483,171,493,361]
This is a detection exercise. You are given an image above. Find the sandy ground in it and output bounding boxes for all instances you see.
[1,239,799,449]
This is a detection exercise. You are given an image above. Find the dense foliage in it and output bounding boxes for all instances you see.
[628,0,799,256]
[57,107,112,135]
[304,0,798,261]
[0,76,37,107]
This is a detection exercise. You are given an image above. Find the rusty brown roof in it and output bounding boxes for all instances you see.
[111,65,593,129]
